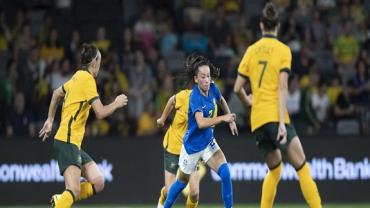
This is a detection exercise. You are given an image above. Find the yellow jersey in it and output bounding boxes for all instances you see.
[238,35,291,132]
[163,90,191,155]
[163,89,218,155]
[55,70,99,148]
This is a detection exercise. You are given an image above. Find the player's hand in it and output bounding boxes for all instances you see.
[157,117,165,128]
[39,119,53,142]
[229,121,238,136]
[277,122,287,144]
[222,113,236,123]
[115,94,128,108]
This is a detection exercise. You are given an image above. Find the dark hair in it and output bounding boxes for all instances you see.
[80,43,98,70]
[181,53,220,87]
[261,3,279,31]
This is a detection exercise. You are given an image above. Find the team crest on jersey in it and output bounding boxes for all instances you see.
[183,159,188,166]
[77,156,82,164]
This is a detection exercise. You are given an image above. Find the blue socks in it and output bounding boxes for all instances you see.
[164,164,233,208]
[164,179,186,208]
[218,163,233,208]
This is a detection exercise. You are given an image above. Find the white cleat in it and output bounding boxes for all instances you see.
[50,194,61,208]
[157,201,164,208]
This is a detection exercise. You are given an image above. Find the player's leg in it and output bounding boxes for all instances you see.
[204,140,232,208]
[158,171,176,208]
[80,160,104,201]
[186,170,200,208]
[158,151,178,208]
[52,140,82,208]
[261,149,283,208]
[164,146,199,208]
[255,123,283,208]
[286,136,321,208]
[54,165,81,208]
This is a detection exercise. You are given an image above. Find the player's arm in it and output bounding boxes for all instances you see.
[39,86,65,141]
[91,94,128,119]
[157,95,175,128]
[195,112,235,129]
[233,75,252,107]
[217,96,238,135]
[277,71,289,143]
[220,96,239,136]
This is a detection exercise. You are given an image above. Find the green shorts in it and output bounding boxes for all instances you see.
[252,122,297,155]
[54,140,93,175]
[164,150,180,174]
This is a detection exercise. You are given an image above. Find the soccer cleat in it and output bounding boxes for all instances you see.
[50,194,61,208]
[157,201,164,208]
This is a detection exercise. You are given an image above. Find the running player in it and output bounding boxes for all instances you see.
[164,54,237,208]
[39,43,128,208]
[233,3,322,208]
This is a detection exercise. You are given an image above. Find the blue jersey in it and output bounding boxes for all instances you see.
[183,82,222,154]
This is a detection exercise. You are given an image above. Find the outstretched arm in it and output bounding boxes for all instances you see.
[39,86,65,141]
[218,96,238,135]
[91,94,128,119]
[195,112,235,129]
[157,95,175,127]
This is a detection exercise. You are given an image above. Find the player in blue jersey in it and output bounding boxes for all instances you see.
[164,54,238,208]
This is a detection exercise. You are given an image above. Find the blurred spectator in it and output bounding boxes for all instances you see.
[48,59,71,90]
[93,27,111,54]
[333,21,360,82]
[121,27,138,66]
[296,71,320,134]
[40,28,64,64]
[11,10,27,42]
[5,91,35,138]
[0,11,11,53]
[181,25,209,55]
[327,75,343,106]
[17,46,44,100]
[206,4,232,56]
[136,102,158,136]
[232,15,253,50]
[311,80,330,124]
[159,22,178,58]
[67,30,81,64]
[333,81,357,120]
[134,5,156,49]
[155,73,174,113]
[39,15,53,44]
[127,50,153,120]
[287,75,301,121]
[16,25,35,52]
[351,59,370,104]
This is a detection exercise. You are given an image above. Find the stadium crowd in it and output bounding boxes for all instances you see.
[0,0,369,138]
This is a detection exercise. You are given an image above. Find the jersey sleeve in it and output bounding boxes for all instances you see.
[280,46,292,74]
[84,75,99,104]
[237,47,251,78]
[175,90,185,109]
[62,78,72,93]
[189,92,203,116]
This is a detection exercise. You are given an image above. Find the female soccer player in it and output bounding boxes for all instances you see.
[163,54,237,208]
[39,43,128,208]
[156,88,204,208]
[233,3,322,208]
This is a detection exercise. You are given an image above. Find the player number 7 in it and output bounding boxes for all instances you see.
[258,60,268,88]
